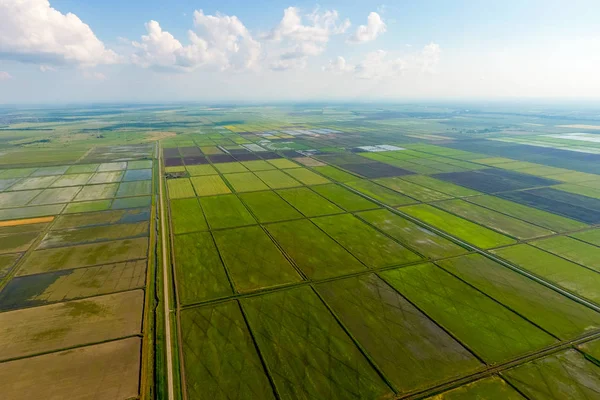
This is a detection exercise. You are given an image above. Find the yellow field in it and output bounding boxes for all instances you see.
[0,216,54,227]
[557,124,600,130]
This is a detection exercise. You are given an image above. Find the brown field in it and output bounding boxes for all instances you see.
[0,260,147,310]
[146,131,177,141]
[0,337,141,400]
[294,157,326,167]
[0,290,143,361]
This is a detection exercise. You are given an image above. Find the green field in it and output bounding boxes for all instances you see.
[199,194,256,229]
[346,179,416,206]
[170,198,207,234]
[570,228,600,245]
[238,191,303,223]
[173,232,232,304]
[242,286,393,399]
[429,376,524,399]
[502,350,600,398]
[265,219,366,279]
[311,183,379,212]
[357,209,468,259]
[435,199,553,239]
[241,160,275,171]
[530,236,600,272]
[254,169,301,189]
[277,187,344,217]
[400,204,516,249]
[437,254,600,340]
[375,177,452,202]
[180,302,275,399]
[492,245,600,304]
[213,226,302,292]
[317,274,481,393]
[381,263,556,363]
[312,165,359,182]
[312,213,422,268]
[223,172,269,192]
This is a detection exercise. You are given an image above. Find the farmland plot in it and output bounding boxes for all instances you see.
[317,274,481,393]
[199,195,256,229]
[312,213,421,268]
[427,376,525,400]
[213,226,302,292]
[0,338,141,400]
[311,183,378,212]
[0,260,147,310]
[173,232,232,304]
[502,350,600,398]
[492,245,600,305]
[180,302,275,399]
[238,191,303,223]
[265,219,366,279]
[381,263,556,363]
[242,286,393,399]
[0,290,143,361]
[17,237,148,276]
[435,199,553,239]
[400,204,516,249]
[277,187,344,217]
[437,254,600,340]
[190,175,231,196]
[357,209,467,259]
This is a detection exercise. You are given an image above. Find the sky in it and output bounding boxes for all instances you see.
[0,0,599,103]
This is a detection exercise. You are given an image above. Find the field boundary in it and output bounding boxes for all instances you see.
[158,145,175,400]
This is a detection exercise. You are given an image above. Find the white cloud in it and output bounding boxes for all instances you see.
[0,71,12,80]
[0,0,118,66]
[131,21,188,70]
[39,65,56,72]
[324,43,441,79]
[192,10,261,70]
[348,12,386,44]
[265,7,350,70]
[81,71,107,80]
[420,42,441,73]
[131,10,260,72]
[323,56,355,73]
[354,50,406,79]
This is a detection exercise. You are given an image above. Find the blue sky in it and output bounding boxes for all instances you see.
[0,0,599,103]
